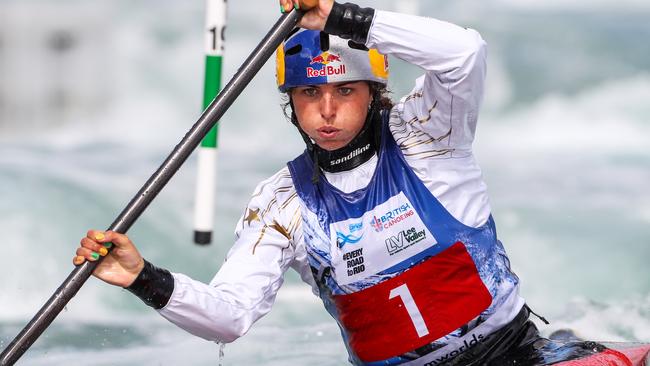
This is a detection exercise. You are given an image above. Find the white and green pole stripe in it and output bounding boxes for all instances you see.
[193,0,226,245]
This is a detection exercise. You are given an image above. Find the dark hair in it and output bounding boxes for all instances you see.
[280,81,393,123]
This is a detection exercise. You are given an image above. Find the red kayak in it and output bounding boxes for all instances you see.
[554,343,650,366]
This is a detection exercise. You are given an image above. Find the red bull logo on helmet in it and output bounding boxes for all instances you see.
[307,51,347,78]
[310,51,342,65]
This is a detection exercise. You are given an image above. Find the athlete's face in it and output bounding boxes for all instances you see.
[291,81,372,151]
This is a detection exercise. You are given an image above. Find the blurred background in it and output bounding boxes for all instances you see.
[0,0,649,364]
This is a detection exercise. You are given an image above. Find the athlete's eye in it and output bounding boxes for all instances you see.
[338,87,353,96]
[302,87,318,97]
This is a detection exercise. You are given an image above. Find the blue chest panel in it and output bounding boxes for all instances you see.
[288,112,512,290]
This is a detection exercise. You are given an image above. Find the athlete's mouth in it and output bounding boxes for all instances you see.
[317,126,341,138]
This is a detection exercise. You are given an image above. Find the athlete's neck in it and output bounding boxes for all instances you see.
[315,116,377,173]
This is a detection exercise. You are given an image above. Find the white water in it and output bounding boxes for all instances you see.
[0,0,648,364]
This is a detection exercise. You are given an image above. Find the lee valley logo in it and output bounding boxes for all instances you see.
[385,226,426,255]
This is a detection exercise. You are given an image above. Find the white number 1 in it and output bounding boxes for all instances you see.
[389,284,430,338]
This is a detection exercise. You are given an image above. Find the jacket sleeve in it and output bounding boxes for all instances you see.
[157,169,300,343]
[366,10,487,157]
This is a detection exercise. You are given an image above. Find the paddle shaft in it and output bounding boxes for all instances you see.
[0,9,304,366]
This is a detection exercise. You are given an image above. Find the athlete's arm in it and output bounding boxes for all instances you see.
[156,169,300,342]
[74,172,300,343]
[368,10,487,155]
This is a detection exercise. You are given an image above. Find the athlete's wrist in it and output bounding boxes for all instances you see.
[125,259,174,309]
[324,2,375,44]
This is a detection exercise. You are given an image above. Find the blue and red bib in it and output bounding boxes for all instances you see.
[288,112,522,365]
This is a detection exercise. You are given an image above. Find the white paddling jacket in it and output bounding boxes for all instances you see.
[158,9,525,365]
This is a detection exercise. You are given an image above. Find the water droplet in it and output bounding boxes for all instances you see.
[217,342,226,366]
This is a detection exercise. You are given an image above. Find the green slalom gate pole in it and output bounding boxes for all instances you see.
[0,6,308,365]
[193,0,227,245]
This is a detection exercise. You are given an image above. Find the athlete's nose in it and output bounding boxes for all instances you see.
[319,91,336,122]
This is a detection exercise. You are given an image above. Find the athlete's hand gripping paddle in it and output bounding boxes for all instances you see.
[0,3,316,365]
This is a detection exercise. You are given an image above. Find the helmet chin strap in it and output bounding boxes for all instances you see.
[290,89,383,184]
